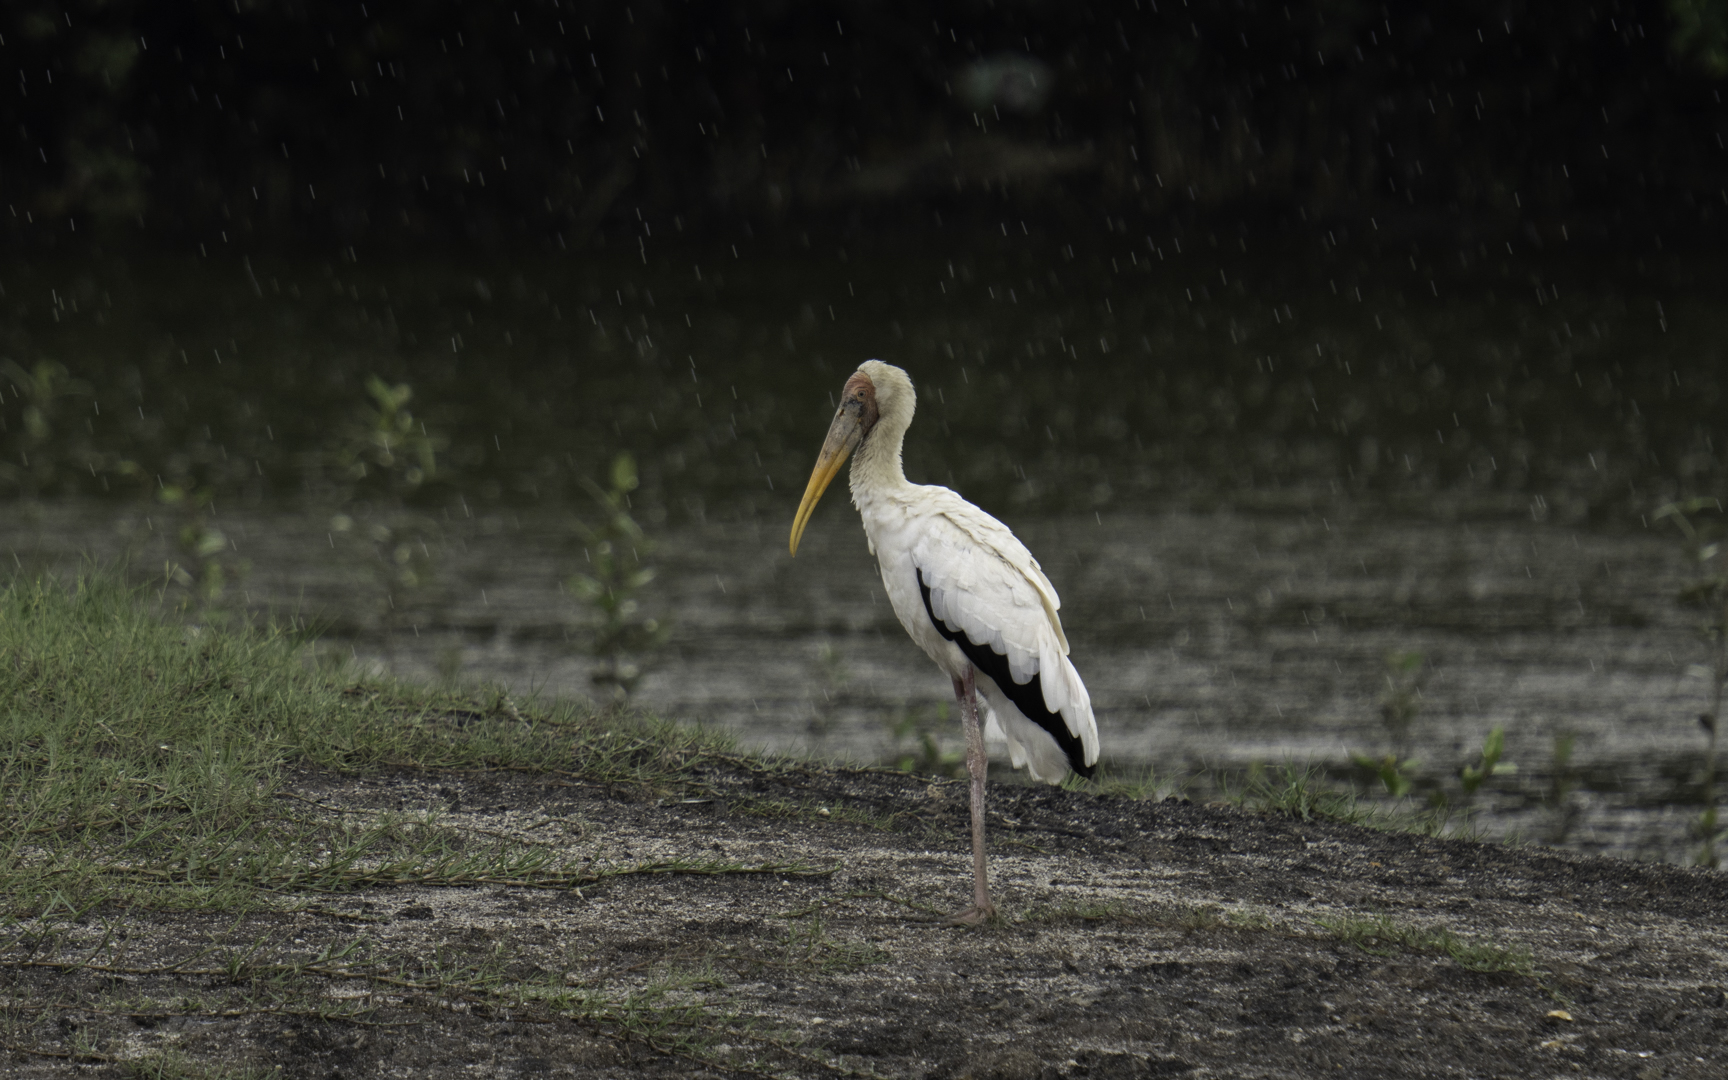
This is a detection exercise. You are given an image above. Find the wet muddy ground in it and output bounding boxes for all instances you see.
[4,758,1725,1079]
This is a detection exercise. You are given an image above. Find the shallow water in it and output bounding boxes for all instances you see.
[4,493,1713,861]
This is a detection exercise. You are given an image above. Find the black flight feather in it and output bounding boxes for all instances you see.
[917,568,1094,778]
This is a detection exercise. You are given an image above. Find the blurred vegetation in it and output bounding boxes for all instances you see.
[1457,726,1515,802]
[0,360,94,497]
[0,250,1721,532]
[1543,734,1584,846]
[1,2,1725,254]
[1671,0,1728,77]
[1377,650,1427,757]
[568,453,671,698]
[153,480,245,611]
[4,1,1716,524]
[887,700,966,779]
[326,376,446,638]
[1345,645,1523,834]
[1350,650,1426,797]
[330,376,441,501]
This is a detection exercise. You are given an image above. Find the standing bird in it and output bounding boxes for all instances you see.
[789,360,1099,924]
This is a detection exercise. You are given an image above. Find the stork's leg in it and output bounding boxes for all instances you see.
[948,665,996,925]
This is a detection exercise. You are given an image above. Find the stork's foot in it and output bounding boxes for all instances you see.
[945,903,997,927]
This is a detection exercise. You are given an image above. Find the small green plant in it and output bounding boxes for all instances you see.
[101,443,249,612]
[1654,496,1728,866]
[1351,750,1418,797]
[886,700,966,778]
[569,453,671,698]
[326,377,446,641]
[328,511,438,624]
[1459,726,1514,796]
[330,376,441,499]
[1379,650,1426,755]
[0,358,94,496]
[154,481,247,610]
[1349,651,1427,797]
[1424,726,1517,834]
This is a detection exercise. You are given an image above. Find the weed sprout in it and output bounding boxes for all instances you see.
[569,452,671,698]
[154,481,246,610]
[325,376,446,651]
[0,360,94,497]
[1350,650,1426,796]
[887,700,965,778]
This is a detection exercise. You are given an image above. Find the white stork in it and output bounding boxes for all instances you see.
[789,359,1099,924]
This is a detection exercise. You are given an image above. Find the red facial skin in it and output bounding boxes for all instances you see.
[839,371,880,439]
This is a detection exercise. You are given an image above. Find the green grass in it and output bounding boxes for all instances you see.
[0,569,817,917]
[1090,759,1431,833]
[1088,764,1191,802]
[1313,912,1535,976]
[1225,762,1385,825]
[1205,761,1478,839]
[0,569,881,1078]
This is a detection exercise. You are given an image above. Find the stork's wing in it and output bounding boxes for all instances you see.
[909,495,1097,777]
[933,497,1070,653]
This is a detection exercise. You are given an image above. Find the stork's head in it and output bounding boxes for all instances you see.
[788,360,915,555]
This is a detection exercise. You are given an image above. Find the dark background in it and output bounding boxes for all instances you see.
[4,0,1726,257]
[0,1,1724,519]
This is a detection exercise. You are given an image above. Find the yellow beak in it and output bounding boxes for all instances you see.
[788,409,866,556]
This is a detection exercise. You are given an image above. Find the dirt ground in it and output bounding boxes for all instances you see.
[4,759,1725,1080]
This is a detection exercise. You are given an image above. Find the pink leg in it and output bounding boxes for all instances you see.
[948,666,995,925]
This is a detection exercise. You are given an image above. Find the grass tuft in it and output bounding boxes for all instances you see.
[1313,912,1535,976]
[1228,763,1379,824]
[1090,765,1191,802]
[0,569,800,918]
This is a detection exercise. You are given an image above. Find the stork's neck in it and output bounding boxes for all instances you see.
[848,409,913,508]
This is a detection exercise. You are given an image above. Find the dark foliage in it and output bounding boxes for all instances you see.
[1,1,1725,255]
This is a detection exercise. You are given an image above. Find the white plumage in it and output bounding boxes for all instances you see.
[868,490,1097,783]
[790,359,1099,923]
